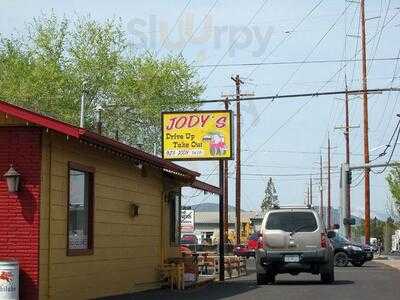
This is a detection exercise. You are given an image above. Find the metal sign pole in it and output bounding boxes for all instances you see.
[219,160,225,282]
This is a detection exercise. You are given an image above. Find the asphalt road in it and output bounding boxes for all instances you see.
[102,259,400,300]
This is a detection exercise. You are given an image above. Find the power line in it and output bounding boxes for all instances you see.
[372,117,400,174]
[182,0,269,208]
[198,87,400,103]
[201,0,270,85]
[195,0,328,188]
[348,6,400,154]
[156,0,192,55]
[194,57,399,68]
[179,0,219,54]
[203,171,341,177]
[242,149,364,156]
[246,0,326,80]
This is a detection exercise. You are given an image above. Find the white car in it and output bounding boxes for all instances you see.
[255,206,335,284]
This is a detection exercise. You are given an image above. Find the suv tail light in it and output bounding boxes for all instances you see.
[320,233,328,248]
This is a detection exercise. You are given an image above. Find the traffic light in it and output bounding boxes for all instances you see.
[347,170,352,184]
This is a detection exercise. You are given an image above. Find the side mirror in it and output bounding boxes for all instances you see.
[332,224,340,230]
[327,231,336,239]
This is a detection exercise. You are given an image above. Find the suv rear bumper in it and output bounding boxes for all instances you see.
[256,248,331,274]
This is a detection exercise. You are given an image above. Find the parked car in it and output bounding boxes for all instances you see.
[330,233,373,267]
[255,206,335,285]
[180,234,198,245]
[247,232,263,251]
[234,244,254,258]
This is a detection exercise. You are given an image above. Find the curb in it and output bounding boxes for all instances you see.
[374,256,389,260]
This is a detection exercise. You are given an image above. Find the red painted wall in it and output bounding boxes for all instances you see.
[0,127,41,300]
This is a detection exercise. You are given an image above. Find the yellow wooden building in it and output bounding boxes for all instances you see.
[0,100,219,300]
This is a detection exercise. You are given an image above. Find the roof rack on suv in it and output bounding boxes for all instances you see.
[272,204,313,209]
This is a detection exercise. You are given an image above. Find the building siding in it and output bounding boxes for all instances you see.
[0,127,42,300]
[40,132,177,300]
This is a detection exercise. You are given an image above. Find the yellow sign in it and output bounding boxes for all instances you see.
[162,110,233,160]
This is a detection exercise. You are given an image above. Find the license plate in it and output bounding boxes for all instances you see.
[284,255,300,263]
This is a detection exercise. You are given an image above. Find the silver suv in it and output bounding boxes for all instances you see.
[255,206,335,284]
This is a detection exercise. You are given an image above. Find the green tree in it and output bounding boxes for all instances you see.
[0,14,204,152]
[386,166,400,219]
[261,177,279,211]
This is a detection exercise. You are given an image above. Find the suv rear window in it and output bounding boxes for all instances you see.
[266,212,317,232]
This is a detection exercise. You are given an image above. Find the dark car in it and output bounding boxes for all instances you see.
[330,233,373,267]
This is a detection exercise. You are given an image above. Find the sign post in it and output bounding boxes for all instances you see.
[162,110,233,282]
[181,209,195,233]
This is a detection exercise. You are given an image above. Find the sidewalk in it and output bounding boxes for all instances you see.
[376,257,400,271]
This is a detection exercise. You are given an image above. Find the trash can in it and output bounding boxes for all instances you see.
[0,260,19,300]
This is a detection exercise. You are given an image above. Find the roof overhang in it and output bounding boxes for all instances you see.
[0,100,221,194]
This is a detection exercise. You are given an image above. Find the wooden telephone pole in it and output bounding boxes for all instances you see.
[327,136,332,229]
[231,75,243,245]
[360,0,371,244]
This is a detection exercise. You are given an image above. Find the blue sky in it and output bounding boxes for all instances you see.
[1,0,400,218]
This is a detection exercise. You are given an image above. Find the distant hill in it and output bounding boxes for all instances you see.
[187,202,247,212]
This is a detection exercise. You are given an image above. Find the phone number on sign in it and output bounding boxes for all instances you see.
[165,149,204,157]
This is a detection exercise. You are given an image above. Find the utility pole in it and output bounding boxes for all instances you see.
[309,177,313,206]
[223,98,229,241]
[334,81,360,238]
[344,84,351,238]
[320,154,324,222]
[328,136,332,229]
[360,0,371,244]
[231,75,243,245]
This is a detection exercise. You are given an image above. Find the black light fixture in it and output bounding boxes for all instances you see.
[129,203,139,218]
[3,165,21,193]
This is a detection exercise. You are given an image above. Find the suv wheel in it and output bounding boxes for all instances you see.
[266,272,276,284]
[257,273,267,285]
[351,260,364,267]
[334,252,349,267]
[320,257,335,284]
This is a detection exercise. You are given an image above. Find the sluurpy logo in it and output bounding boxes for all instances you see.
[127,12,274,60]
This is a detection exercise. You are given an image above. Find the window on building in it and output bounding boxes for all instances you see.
[169,190,181,245]
[67,162,95,255]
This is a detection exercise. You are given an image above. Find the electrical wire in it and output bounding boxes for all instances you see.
[246,0,325,80]
[183,1,328,203]
[350,170,365,189]
[201,0,270,85]
[372,118,400,174]
[156,0,192,55]
[179,0,219,54]
[349,6,400,154]
[193,57,399,68]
